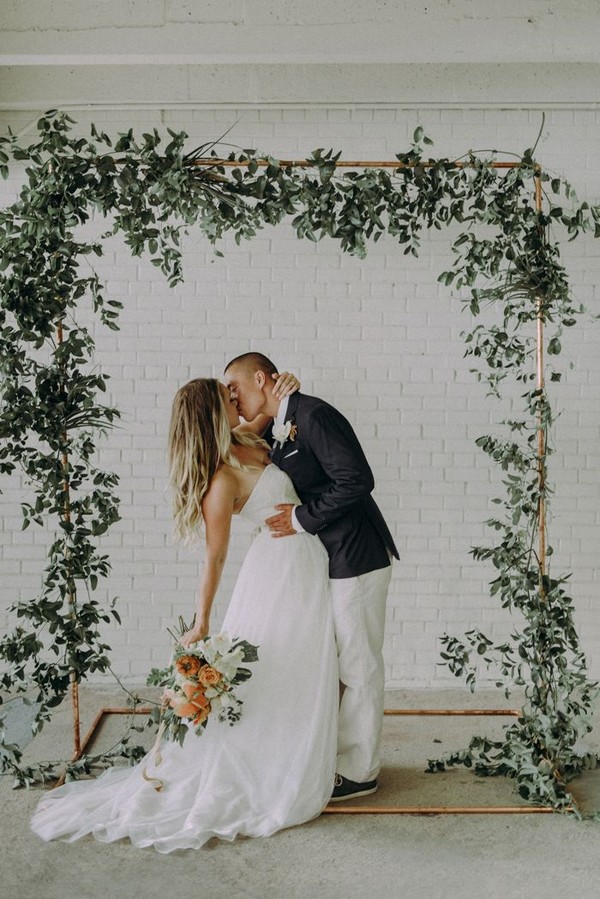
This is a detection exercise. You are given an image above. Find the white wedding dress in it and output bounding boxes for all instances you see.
[31,465,338,852]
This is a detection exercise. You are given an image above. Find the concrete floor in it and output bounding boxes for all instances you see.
[2,687,600,899]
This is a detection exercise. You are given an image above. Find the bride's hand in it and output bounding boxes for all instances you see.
[179,623,208,647]
[272,371,300,399]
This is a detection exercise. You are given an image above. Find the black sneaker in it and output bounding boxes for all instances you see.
[330,773,378,802]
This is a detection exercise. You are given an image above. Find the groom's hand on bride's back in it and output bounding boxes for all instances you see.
[266,503,298,537]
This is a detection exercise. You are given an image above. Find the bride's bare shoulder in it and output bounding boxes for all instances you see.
[203,465,239,505]
[201,467,239,524]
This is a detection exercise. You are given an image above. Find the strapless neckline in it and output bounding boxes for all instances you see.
[236,464,301,528]
[235,463,272,515]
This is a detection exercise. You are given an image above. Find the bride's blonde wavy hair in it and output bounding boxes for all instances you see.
[168,378,267,542]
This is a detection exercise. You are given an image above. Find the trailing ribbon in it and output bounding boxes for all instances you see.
[142,716,167,792]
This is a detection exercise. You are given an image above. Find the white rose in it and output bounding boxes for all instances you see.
[213,646,245,681]
[272,420,292,448]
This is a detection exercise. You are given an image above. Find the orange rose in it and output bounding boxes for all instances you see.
[198,665,222,687]
[170,681,211,722]
[175,655,202,677]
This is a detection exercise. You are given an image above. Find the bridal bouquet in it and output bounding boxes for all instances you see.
[146,623,259,748]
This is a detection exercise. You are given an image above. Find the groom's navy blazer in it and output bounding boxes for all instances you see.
[268,392,399,579]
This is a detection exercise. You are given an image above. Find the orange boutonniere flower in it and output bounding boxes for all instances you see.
[289,423,298,442]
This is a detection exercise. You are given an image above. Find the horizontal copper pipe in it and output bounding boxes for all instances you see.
[384,709,521,716]
[190,158,522,170]
[322,805,557,815]
[62,706,517,774]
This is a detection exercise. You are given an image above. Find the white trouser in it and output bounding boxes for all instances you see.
[330,562,392,783]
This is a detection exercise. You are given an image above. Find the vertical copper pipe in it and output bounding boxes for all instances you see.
[56,319,81,758]
[534,170,546,579]
[70,674,81,758]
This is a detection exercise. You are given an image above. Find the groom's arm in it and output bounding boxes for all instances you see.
[293,404,375,534]
[235,412,272,439]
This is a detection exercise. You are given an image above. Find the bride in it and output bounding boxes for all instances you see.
[31,377,338,852]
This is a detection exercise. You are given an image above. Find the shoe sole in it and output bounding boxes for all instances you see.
[328,785,378,803]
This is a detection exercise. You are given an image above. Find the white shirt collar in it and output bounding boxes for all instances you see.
[274,395,290,427]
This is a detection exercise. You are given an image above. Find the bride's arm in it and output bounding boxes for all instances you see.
[235,371,300,437]
[179,469,236,647]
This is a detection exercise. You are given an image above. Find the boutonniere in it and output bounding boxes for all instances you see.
[272,419,298,449]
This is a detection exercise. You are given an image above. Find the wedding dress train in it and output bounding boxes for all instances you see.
[31,464,338,852]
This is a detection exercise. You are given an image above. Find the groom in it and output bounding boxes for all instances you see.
[224,352,399,801]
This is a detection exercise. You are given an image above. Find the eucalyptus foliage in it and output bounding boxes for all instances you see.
[0,111,598,809]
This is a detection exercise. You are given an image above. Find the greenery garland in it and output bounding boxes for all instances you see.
[0,111,598,812]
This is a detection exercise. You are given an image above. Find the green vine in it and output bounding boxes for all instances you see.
[0,112,598,811]
[429,179,599,814]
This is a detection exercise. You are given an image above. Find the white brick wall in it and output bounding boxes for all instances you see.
[1,105,599,687]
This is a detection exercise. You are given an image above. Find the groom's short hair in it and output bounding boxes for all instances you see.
[224,352,278,378]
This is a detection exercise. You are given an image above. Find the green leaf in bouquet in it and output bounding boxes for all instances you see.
[146,666,173,687]
[167,714,188,747]
[232,640,260,663]
[231,666,253,685]
[193,718,210,736]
